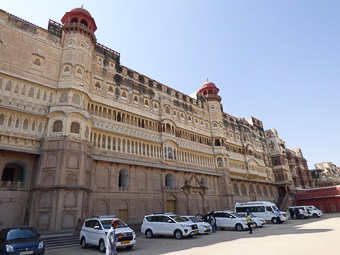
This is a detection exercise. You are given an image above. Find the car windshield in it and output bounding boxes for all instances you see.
[100,219,127,229]
[188,217,203,223]
[272,206,279,211]
[169,216,187,222]
[232,213,244,218]
[6,229,39,241]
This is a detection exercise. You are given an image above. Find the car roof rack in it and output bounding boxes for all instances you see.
[93,215,117,218]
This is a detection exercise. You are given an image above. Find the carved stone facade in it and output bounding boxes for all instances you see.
[311,162,340,187]
[0,8,310,232]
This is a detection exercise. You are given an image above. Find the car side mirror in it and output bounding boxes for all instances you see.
[168,220,172,223]
[94,226,100,230]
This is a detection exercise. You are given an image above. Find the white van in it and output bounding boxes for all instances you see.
[235,201,288,224]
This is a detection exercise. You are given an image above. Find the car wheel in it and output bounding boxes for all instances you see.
[126,245,133,250]
[313,214,318,218]
[99,239,105,253]
[272,217,278,224]
[174,230,183,239]
[146,229,153,239]
[81,237,87,248]
[300,215,305,219]
[235,224,243,231]
[254,223,258,228]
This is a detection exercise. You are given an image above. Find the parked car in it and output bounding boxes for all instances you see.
[181,216,212,234]
[306,206,323,218]
[141,213,198,239]
[205,211,250,231]
[79,215,136,253]
[238,213,266,228]
[0,226,45,255]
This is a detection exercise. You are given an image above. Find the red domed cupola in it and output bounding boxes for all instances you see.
[199,80,222,102]
[61,7,97,43]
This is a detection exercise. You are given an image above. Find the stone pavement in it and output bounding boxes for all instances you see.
[46,213,340,255]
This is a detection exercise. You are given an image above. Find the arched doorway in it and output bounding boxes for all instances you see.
[1,161,28,183]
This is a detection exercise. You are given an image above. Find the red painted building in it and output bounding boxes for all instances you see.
[295,185,340,212]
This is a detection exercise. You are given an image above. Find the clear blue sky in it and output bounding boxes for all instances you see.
[1,0,339,168]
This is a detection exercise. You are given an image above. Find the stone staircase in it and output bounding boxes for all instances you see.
[41,233,79,250]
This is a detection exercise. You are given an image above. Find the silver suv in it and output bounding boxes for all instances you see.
[79,216,136,253]
[141,213,198,239]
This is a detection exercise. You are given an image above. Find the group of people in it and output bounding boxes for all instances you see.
[289,207,304,219]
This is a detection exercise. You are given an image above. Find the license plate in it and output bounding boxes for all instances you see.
[20,251,33,255]
[206,228,211,231]
[194,230,198,234]
[121,240,130,244]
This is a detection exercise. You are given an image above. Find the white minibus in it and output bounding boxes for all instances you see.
[235,201,288,224]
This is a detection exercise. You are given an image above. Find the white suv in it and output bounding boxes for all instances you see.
[181,216,212,234]
[79,216,136,253]
[141,213,198,239]
[210,211,249,231]
[306,206,323,218]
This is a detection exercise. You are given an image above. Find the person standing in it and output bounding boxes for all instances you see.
[207,212,216,233]
[289,207,295,219]
[106,220,124,255]
[246,212,253,234]
[294,207,300,219]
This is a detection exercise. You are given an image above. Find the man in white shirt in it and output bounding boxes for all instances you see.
[106,220,124,255]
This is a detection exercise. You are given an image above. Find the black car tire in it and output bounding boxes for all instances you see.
[174,230,183,240]
[145,229,153,239]
[271,217,279,224]
[81,237,88,248]
[126,245,133,250]
[313,214,318,218]
[99,239,105,253]
[235,224,243,231]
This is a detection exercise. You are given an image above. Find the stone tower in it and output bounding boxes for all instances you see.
[198,81,234,209]
[29,8,96,231]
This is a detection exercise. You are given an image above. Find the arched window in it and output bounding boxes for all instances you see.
[59,92,68,103]
[234,183,240,196]
[5,81,12,91]
[119,169,129,187]
[133,96,138,103]
[52,120,63,132]
[165,173,175,187]
[108,86,114,95]
[122,91,127,99]
[72,94,80,104]
[165,106,170,115]
[95,82,101,89]
[241,184,247,195]
[256,186,262,196]
[144,100,149,107]
[263,186,269,197]
[23,119,29,130]
[215,139,221,146]
[71,17,78,23]
[70,122,80,134]
[249,184,255,194]
[80,19,88,26]
[0,114,5,125]
[217,157,223,167]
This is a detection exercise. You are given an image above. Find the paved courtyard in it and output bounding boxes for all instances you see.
[47,213,340,255]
